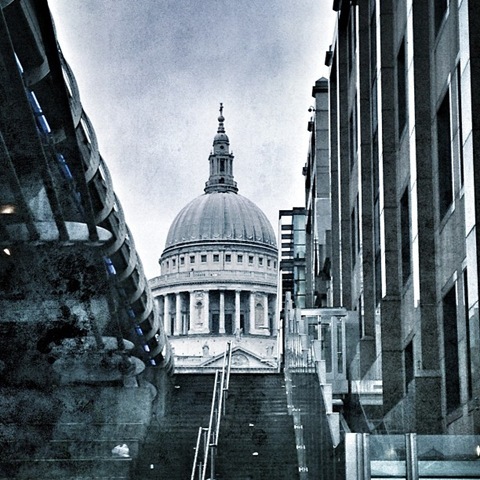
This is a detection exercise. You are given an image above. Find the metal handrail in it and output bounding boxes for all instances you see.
[191,341,233,480]
[202,369,219,480]
[190,427,204,480]
[214,352,227,442]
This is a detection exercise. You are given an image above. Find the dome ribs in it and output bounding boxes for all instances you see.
[163,193,276,251]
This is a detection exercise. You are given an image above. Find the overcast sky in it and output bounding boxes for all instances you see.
[47,1,336,279]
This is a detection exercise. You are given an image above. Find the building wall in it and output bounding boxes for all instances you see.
[313,0,480,435]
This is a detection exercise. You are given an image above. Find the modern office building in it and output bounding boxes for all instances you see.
[307,0,480,437]
[150,107,279,372]
[274,2,480,476]
[279,207,307,310]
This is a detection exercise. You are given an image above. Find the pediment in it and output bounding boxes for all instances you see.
[199,345,276,369]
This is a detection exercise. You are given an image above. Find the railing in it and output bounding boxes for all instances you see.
[190,342,233,480]
[150,269,276,288]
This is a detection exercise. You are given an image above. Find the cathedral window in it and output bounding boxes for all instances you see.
[249,255,254,265]
[237,254,243,263]
[213,254,220,262]
[267,259,271,267]
[259,257,263,266]
[220,159,225,172]
[201,254,207,263]
[225,254,231,262]
[180,256,185,265]
[172,259,176,267]
[190,255,195,264]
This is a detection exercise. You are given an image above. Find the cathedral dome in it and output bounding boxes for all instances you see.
[162,104,276,255]
[151,105,279,371]
[164,191,276,251]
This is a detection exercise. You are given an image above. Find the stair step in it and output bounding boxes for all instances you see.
[0,458,132,479]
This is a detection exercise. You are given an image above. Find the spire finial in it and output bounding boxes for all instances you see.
[217,102,225,133]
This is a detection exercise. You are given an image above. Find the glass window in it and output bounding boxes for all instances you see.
[321,323,332,373]
[180,256,185,265]
[213,254,219,262]
[201,254,207,263]
[267,259,271,267]
[190,255,195,264]
[456,64,464,187]
[237,254,243,263]
[249,255,254,265]
[443,284,460,413]
[172,259,176,267]
[401,188,411,283]
[337,320,343,374]
[437,90,453,218]
[464,269,472,400]
[225,254,231,262]
[259,257,263,266]
[397,38,407,136]
[351,209,356,266]
[166,261,169,270]
[405,340,414,391]
[435,0,448,34]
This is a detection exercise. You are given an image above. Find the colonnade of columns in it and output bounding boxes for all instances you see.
[156,289,276,337]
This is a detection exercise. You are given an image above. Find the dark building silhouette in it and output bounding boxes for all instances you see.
[0,1,172,478]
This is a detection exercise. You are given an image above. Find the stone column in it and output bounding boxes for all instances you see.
[164,294,170,335]
[263,294,269,334]
[175,292,182,335]
[188,291,195,334]
[249,292,255,334]
[235,290,241,333]
[156,296,167,335]
[219,291,226,334]
[204,290,210,333]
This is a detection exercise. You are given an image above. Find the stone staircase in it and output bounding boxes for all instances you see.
[215,374,299,480]
[132,374,215,479]
[133,373,299,480]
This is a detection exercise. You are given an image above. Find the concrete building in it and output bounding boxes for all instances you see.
[279,207,307,310]
[273,2,480,476]
[150,106,279,372]
[309,0,480,437]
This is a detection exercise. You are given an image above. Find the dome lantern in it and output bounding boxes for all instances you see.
[205,103,238,194]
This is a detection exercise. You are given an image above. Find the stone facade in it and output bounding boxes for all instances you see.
[150,106,279,372]
[311,0,480,435]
